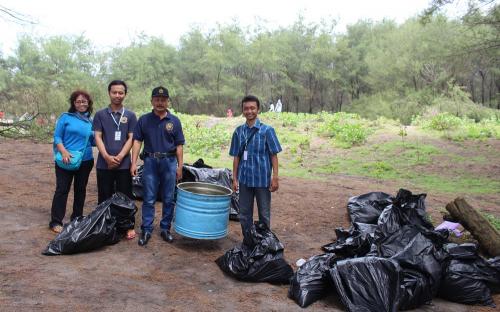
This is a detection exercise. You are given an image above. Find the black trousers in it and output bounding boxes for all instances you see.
[50,159,94,227]
[96,168,133,204]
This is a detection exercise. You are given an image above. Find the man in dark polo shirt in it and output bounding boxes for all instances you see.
[93,80,138,239]
[131,86,185,246]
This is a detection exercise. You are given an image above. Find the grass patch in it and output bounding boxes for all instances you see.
[483,213,500,231]
[411,174,500,194]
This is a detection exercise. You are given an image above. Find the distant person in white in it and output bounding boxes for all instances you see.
[269,103,275,112]
[275,99,282,113]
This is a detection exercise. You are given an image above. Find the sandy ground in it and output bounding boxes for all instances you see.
[0,138,498,311]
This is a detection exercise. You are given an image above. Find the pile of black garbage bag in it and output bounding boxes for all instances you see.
[288,189,500,310]
[132,158,239,220]
[43,193,137,255]
[216,221,294,284]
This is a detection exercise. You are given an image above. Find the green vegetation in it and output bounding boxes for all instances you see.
[2,108,498,196]
[413,113,500,140]
[317,112,371,148]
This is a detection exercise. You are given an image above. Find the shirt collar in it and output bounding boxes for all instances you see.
[244,118,261,129]
[151,109,171,120]
[107,106,125,114]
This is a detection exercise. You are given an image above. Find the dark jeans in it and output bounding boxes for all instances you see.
[238,183,271,242]
[50,159,94,228]
[141,156,177,233]
[96,168,133,204]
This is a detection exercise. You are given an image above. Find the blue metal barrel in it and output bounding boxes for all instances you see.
[174,182,233,239]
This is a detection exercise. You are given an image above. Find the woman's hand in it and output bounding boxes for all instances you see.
[62,150,72,164]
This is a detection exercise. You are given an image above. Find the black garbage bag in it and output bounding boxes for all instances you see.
[399,268,433,310]
[215,222,293,284]
[132,165,164,201]
[375,189,433,238]
[322,222,377,257]
[288,253,340,308]
[108,192,138,233]
[372,189,435,257]
[131,164,146,199]
[43,193,137,255]
[390,231,446,309]
[347,192,393,224]
[438,243,500,306]
[330,257,403,312]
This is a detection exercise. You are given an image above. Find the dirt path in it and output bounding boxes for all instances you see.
[0,138,498,311]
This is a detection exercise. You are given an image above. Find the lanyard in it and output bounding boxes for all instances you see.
[110,108,124,130]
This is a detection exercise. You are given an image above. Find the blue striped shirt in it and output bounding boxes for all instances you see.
[229,118,282,187]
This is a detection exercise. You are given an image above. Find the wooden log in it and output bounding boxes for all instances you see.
[445,197,500,257]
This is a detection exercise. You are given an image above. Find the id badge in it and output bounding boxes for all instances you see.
[114,131,121,141]
[243,150,248,161]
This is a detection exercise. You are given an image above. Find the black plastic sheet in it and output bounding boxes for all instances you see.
[43,193,137,255]
[288,253,339,308]
[216,222,293,284]
[330,257,403,312]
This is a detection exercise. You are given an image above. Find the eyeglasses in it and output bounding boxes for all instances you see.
[75,100,88,104]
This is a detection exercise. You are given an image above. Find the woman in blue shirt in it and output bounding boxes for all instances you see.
[49,90,95,233]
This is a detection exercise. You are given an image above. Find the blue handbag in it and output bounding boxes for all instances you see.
[54,118,91,171]
[55,149,84,170]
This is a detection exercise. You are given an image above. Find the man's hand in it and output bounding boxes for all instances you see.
[105,154,120,169]
[130,163,138,177]
[176,166,183,181]
[270,176,279,192]
[232,179,239,193]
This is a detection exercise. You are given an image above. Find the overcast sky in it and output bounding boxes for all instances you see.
[1,0,467,55]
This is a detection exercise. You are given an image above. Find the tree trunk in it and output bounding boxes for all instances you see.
[478,70,486,105]
[445,197,500,257]
[469,78,476,103]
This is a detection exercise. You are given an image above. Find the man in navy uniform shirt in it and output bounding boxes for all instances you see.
[131,86,185,246]
[93,80,137,240]
[229,95,282,245]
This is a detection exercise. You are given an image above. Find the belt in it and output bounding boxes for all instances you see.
[144,151,176,158]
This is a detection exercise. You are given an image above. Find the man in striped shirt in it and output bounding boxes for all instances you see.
[229,95,282,245]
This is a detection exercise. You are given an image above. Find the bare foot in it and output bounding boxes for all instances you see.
[126,229,136,240]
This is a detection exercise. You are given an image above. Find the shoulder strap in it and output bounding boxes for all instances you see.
[238,127,259,157]
[81,123,91,153]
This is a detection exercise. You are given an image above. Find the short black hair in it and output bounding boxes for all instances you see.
[108,80,128,94]
[241,95,260,109]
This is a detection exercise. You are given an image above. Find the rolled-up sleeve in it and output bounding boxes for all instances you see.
[266,127,282,154]
[133,118,144,141]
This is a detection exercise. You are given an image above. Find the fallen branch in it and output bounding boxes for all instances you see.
[446,197,500,257]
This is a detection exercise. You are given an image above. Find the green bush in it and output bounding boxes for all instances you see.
[317,112,370,147]
[426,113,462,131]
